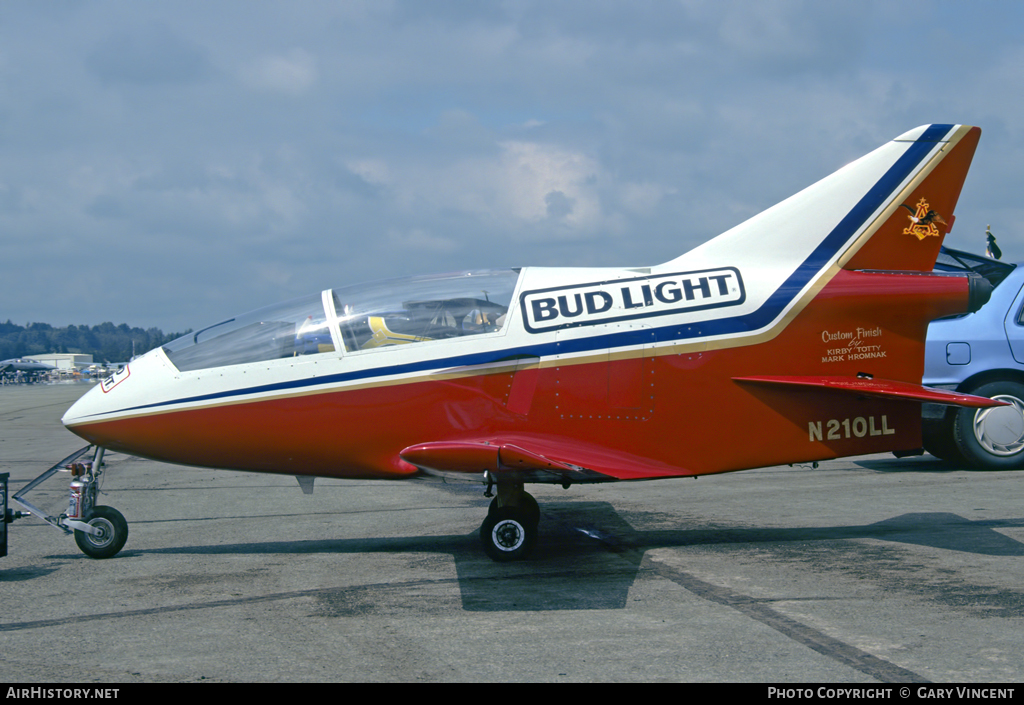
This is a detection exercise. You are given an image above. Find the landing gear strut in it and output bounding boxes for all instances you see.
[480,482,539,562]
[9,445,128,559]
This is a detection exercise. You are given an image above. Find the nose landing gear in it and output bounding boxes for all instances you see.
[73,505,129,559]
[9,445,128,559]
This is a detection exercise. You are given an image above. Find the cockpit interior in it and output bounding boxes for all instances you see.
[163,269,520,372]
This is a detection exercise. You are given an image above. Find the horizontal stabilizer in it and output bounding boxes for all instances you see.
[401,436,692,483]
[734,375,1005,408]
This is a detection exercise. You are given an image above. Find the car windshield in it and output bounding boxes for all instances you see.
[164,269,520,372]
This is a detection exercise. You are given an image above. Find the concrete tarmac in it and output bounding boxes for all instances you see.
[1,383,1023,683]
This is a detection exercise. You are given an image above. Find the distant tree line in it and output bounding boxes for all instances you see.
[0,320,190,363]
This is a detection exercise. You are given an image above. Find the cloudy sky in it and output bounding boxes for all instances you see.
[3,0,1023,333]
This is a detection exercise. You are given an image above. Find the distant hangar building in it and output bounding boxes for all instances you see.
[25,353,93,370]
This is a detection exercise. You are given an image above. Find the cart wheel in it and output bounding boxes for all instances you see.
[74,506,128,559]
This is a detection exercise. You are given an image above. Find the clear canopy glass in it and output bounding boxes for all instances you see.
[164,269,520,372]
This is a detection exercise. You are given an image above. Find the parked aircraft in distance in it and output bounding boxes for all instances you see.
[60,124,1003,561]
[0,359,54,380]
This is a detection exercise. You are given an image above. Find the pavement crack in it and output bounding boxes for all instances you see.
[589,531,931,683]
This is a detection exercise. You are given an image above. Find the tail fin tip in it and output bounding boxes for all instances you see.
[840,123,980,272]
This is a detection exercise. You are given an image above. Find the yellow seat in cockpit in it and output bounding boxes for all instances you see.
[361,316,432,349]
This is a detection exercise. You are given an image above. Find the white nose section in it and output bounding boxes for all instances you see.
[61,347,177,432]
[62,382,107,428]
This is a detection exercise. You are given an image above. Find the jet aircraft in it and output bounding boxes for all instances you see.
[60,124,1004,561]
[0,359,55,381]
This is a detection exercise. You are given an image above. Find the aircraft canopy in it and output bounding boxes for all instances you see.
[163,269,520,372]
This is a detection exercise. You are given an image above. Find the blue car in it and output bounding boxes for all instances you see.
[923,247,1024,468]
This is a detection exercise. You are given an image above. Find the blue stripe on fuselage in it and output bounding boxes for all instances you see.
[95,127,949,418]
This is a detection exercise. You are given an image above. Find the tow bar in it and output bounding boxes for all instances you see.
[7,445,128,559]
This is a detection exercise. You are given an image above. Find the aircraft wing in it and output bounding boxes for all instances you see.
[402,375,1004,484]
[733,375,1005,407]
[400,436,692,483]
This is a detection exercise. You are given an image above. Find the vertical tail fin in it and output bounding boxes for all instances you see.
[661,125,980,277]
[840,125,980,272]
[654,125,982,340]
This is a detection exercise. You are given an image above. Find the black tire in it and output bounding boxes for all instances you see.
[953,381,1024,470]
[480,507,536,562]
[487,493,540,526]
[923,411,965,464]
[74,506,128,559]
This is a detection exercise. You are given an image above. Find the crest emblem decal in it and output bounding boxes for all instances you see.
[901,198,947,241]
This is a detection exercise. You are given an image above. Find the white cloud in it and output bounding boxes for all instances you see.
[413,141,603,231]
[385,227,457,253]
[342,140,606,238]
[492,141,602,228]
[618,182,676,216]
[240,48,318,95]
[3,1,1024,331]
[346,159,392,186]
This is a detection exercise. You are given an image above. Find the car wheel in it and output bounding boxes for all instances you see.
[953,380,1024,469]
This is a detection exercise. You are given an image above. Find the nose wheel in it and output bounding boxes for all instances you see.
[8,445,129,559]
[73,506,129,559]
[480,485,539,562]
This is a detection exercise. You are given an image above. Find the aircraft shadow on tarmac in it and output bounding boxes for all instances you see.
[855,454,1014,473]
[113,501,1024,612]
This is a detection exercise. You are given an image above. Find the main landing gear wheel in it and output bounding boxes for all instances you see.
[481,506,537,562]
[73,506,128,559]
[488,493,540,527]
[923,410,965,464]
[953,380,1024,470]
[480,485,540,562]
